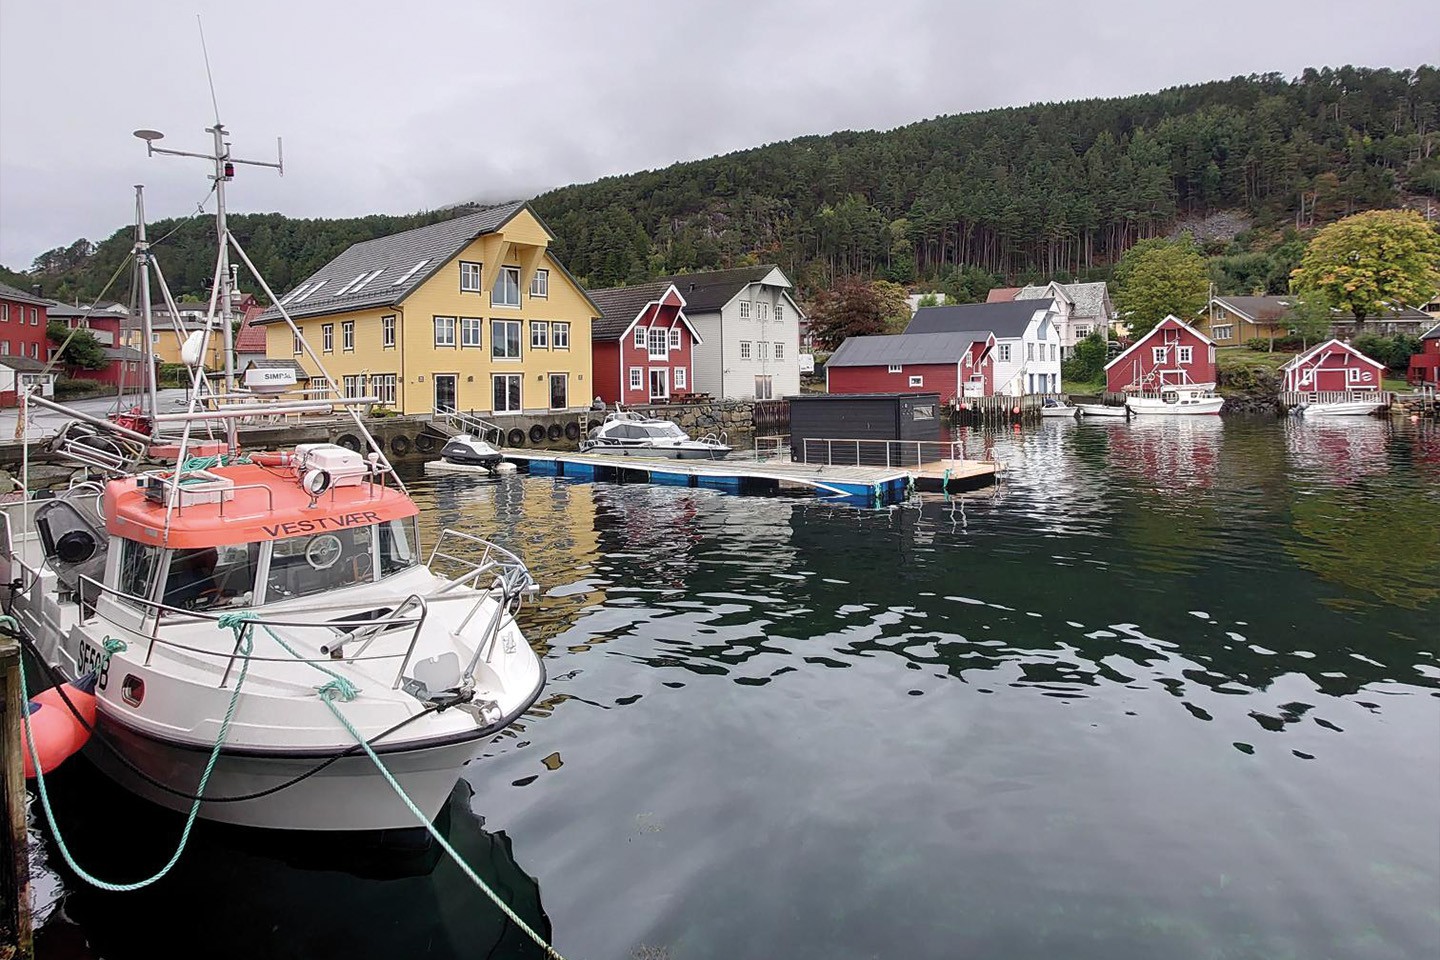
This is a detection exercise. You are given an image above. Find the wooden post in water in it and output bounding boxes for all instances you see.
[0,633,31,958]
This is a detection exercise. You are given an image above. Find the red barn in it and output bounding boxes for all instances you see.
[826,331,995,400]
[588,281,702,405]
[1104,315,1215,394]
[1409,324,1440,389]
[1281,338,1385,393]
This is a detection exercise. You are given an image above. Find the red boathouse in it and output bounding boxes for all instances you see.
[1408,324,1440,389]
[1105,315,1216,394]
[826,331,995,401]
[1280,339,1385,393]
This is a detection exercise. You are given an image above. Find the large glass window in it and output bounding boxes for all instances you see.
[461,317,482,348]
[266,528,374,602]
[491,266,521,308]
[378,519,417,579]
[493,373,522,412]
[162,543,259,611]
[491,320,521,359]
[119,540,162,604]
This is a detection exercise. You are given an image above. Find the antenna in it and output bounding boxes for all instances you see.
[197,15,221,125]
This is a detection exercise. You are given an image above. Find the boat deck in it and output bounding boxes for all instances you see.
[426,449,999,503]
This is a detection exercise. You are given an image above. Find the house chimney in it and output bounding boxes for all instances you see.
[31,283,42,298]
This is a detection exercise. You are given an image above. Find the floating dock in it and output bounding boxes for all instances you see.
[426,449,999,503]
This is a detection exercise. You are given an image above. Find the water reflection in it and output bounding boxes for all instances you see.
[1283,417,1391,484]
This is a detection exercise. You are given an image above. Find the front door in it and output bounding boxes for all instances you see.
[549,373,568,410]
[433,374,457,414]
[649,367,668,401]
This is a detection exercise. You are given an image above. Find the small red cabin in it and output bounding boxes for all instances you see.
[1104,315,1216,394]
[826,331,995,401]
[1281,339,1386,393]
[588,282,702,405]
[1408,324,1440,389]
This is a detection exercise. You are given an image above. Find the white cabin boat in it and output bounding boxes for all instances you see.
[1077,403,1128,418]
[1294,392,1386,417]
[1040,399,1079,418]
[1125,384,1223,416]
[581,406,731,459]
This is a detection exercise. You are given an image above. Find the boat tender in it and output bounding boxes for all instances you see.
[440,433,504,470]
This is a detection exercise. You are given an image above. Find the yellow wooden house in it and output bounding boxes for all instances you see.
[256,202,597,415]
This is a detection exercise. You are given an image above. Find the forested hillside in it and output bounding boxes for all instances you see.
[10,65,1437,305]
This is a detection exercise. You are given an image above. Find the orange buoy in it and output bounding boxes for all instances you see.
[24,676,97,778]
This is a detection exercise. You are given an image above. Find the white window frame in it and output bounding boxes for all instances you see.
[998,343,1012,362]
[1178,346,1193,363]
[739,301,751,319]
[634,326,647,349]
[491,266,521,308]
[551,322,570,349]
[491,319,521,360]
[908,375,924,387]
[674,366,687,390]
[759,302,769,321]
[0,304,7,322]
[1153,347,1167,364]
[433,316,457,348]
[461,317,483,348]
[342,374,359,398]
[739,341,752,360]
[374,373,397,405]
[321,323,334,353]
[1026,342,1035,361]
[888,364,903,373]
[1075,325,1091,339]
[754,375,774,400]
[342,320,354,352]
[381,314,396,348]
[1347,366,1365,384]
[459,261,482,292]
[492,372,523,413]
[776,303,785,323]
[293,331,303,355]
[530,269,549,299]
[669,328,681,351]
[531,321,549,349]
[1050,343,1057,362]
[774,342,784,360]
[628,367,642,391]
[1213,324,1233,340]
[648,328,669,359]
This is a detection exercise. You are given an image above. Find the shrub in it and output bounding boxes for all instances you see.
[54,377,109,399]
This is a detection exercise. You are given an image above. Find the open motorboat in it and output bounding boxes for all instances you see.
[1041,399,1079,418]
[1125,384,1223,416]
[1294,393,1386,417]
[580,406,731,459]
[1077,403,1128,418]
[440,432,504,470]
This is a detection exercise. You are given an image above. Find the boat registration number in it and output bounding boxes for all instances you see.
[77,641,111,690]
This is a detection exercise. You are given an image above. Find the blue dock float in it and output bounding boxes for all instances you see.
[423,449,1000,503]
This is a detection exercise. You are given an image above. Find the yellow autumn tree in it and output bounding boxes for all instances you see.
[1290,210,1440,322]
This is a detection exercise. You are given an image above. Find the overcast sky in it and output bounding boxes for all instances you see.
[0,0,1435,268]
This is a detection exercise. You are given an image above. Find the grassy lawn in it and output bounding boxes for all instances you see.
[1063,379,1104,396]
[1215,347,1295,373]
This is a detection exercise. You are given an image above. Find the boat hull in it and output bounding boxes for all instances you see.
[1300,402,1384,417]
[1126,398,1224,416]
[1041,406,1078,418]
[1077,404,1127,418]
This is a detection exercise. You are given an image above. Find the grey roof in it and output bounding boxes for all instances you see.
[0,281,50,307]
[45,302,130,319]
[256,202,534,324]
[587,281,676,340]
[102,346,147,362]
[0,356,47,372]
[828,331,990,367]
[1016,281,1111,320]
[905,299,1053,339]
[1212,295,1297,322]
[1422,322,1440,341]
[657,265,786,314]
[245,358,310,378]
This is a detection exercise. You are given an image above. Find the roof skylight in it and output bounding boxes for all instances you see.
[392,260,430,286]
[351,268,385,293]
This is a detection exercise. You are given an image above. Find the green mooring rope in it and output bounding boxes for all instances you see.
[14,619,253,893]
[216,614,566,960]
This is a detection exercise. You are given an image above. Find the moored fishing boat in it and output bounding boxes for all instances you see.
[1125,384,1223,416]
[1041,399,1079,418]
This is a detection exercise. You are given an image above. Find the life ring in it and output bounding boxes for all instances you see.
[546,423,563,442]
[564,421,581,441]
[337,433,361,452]
[390,434,412,456]
[528,424,546,444]
[414,433,436,453]
[507,428,526,447]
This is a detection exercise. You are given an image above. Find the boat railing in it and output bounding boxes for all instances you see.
[77,575,431,690]
[427,528,537,601]
[796,438,966,469]
[1278,390,1393,406]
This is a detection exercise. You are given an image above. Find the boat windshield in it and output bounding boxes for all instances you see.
[266,527,376,602]
[116,539,259,612]
[644,422,687,440]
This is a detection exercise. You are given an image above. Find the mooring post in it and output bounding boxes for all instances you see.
[0,633,32,958]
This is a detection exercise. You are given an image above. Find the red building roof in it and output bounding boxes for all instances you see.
[985,287,1022,303]
[234,304,269,352]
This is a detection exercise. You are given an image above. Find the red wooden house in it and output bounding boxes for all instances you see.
[1280,339,1385,393]
[826,330,995,400]
[1409,324,1440,389]
[588,282,702,405]
[0,281,55,406]
[1104,315,1216,394]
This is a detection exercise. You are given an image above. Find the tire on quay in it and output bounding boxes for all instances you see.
[507,428,526,447]
[390,435,412,456]
[414,433,436,453]
[564,421,581,441]
[528,424,546,444]
[546,423,563,442]
[336,434,361,452]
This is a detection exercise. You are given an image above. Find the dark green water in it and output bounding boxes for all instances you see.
[33,416,1440,960]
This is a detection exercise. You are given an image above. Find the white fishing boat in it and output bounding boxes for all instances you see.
[580,405,731,459]
[1077,403,1128,418]
[1125,384,1223,416]
[1040,399,1079,418]
[3,121,544,832]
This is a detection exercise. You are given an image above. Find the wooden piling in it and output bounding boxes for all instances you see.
[0,633,31,959]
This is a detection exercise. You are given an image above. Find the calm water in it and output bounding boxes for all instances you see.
[33,416,1440,960]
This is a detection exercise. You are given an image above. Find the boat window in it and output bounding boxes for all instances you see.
[647,422,686,440]
[162,543,259,611]
[118,539,162,606]
[266,527,374,602]
[378,519,418,579]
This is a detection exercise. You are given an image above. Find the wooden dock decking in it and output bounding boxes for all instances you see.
[426,449,999,502]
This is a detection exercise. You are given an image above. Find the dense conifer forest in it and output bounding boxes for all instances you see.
[7,65,1436,305]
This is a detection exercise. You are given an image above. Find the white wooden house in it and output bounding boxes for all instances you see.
[904,299,1061,395]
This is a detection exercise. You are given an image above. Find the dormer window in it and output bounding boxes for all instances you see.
[460,261,482,292]
[491,266,520,308]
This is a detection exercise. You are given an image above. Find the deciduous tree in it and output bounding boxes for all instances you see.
[808,280,906,350]
[1290,209,1440,323]
[1113,238,1210,338]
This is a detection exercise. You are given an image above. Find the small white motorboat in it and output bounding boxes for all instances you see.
[1077,404,1128,418]
[581,406,731,459]
[1040,399,1079,418]
[1125,385,1223,416]
[1295,394,1386,417]
[439,433,504,470]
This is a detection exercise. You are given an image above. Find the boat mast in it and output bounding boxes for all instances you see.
[133,185,161,431]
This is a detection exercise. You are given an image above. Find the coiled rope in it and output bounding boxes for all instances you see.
[11,617,252,892]
[217,613,568,959]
